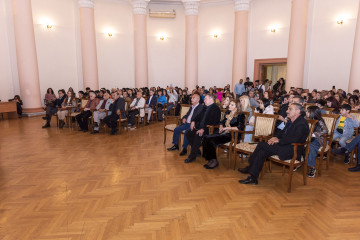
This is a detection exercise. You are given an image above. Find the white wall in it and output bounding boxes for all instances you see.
[95,0,135,89]
[147,4,185,88]
[304,0,359,91]
[247,0,292,81]
[31,0,79,100]
[198,3,234,88]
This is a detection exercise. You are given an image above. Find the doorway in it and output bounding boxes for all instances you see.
[254,58,287,86]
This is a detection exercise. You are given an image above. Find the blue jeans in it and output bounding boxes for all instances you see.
[308,138,321,167]
[333,131,351,147]
[173,123,190,148]
[344,134,360,164]
[167,103,175,115]
[244,125,254,143]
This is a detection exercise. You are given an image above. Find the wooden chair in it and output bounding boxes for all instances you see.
[117,102,129,133]
[163,104,191,149]
[268,119,317,193]
[316,114,339,176]
[67,99,88,128]
[232,113,279,170]
[208,112,249,169]
[349,110,360,164]
[324,108,335,114]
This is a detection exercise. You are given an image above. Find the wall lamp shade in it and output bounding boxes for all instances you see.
[337,19,344,24]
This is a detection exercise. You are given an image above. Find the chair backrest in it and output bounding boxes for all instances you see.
[81,99,88,108]
[304,103,315,110]
[180,104,191,118]
[351,110,360,133]
[324,108,334,114]
[220,108,227,121]
[322,114,339,137]
[124,102,128,112]
[252,113,279,140]
[306,119,318,143]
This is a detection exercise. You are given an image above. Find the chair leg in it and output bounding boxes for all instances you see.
[287,165,294,193]
[303,164,307,185]
[164,130,166,144]
[269,160,272,173]
[282,166,285,176]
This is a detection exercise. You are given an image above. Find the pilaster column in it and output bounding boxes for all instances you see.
[133,0,150,88]
[12,0,42,112]
[79,0,99,90]
[349,3,360,92]
[182,0,200,91]
[285,0,309,91]
[232,0,249,91]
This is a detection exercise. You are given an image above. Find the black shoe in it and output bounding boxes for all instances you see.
[205,160,219,169]
[78,129,84,132]
[331,147,347,156]
[145,122,149,126]
[110,129,119,135]
[167,144,179,151]
[83,129,88,132]
[348,165,360,172]
[238,166,250,174]
[344,153,350,164]
[42,123,50,128]
[239,176,258,185]
[184,157,196,163]
[179,149,187,156]
[42,116,47,120]
[91,130,99,134]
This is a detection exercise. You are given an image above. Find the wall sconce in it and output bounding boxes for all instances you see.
[104,29,114,38]
[46,24,53,29]
[158,33,167,41]
[337,19,344,25]
[211,31,221,39]
[270,28,276,33]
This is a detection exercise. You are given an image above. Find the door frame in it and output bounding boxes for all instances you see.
[253,58,287,82]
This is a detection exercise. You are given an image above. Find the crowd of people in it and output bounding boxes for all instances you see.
[37,78,360,185]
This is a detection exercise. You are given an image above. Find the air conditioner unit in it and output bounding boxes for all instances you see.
[149,9,176,18]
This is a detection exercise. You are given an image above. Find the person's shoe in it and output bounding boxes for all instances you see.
[145,122,149,126]
[110,129,119,135]
[91,130,99,134]
[293,165,301,172]
[344,153,350,164]
[307,167,316,178]
[348,165,360,172]
[331,147,347,156]
[238,166,250,174]
[82,129,88,132]
[179,149,187,156]
[58,120,64,129]
[78,129,84,132]
[167,144,179,151]
[42,116,47,120]
[205,159,219,169]
[184,157,196,163]
[42,123,50,128]
[129,126,136,130]
[239,176,258,185]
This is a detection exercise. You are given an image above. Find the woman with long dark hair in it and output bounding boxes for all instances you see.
[306,106,328,177]
[326,96,340,114]
[45,88,56,105]
[202,99,246,169]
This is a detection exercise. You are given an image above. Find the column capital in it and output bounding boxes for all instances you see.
[78,0,94,8]
[234,0,250,12]
[182,0,200,16]
[132,0,150,15]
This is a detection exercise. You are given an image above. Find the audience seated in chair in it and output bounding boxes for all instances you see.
[42,89,66,128]
[167,93,204,156]
[238,103,309,185]
[184,94,221,164]
[103,92,126,135]
[128,91,145,129]
[145,89,157,125]
[91,92,112,134]
[57,90,76,128]
[202,99,246,169]
[76,91,99,132]
[156,89,167,121]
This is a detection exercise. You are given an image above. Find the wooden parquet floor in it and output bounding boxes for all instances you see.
[1,117,360,240]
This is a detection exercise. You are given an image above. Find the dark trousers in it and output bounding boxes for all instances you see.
[128,109,139,126]
[157,105,164,120]
[46,106,58,123]
[76,110,92,130]
[175,104,181,116]
[248,142,280,179]
[103,114,120,130]
[186,129,204,159]
[203,133,231,160]
[16,102,22,116]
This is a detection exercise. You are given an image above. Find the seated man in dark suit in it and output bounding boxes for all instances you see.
[184,94,221,163]
[167,93,204,156]
[145,89,157,125]
[238,103,310,185]
[103,92,126,135]
[76,91,100,132]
